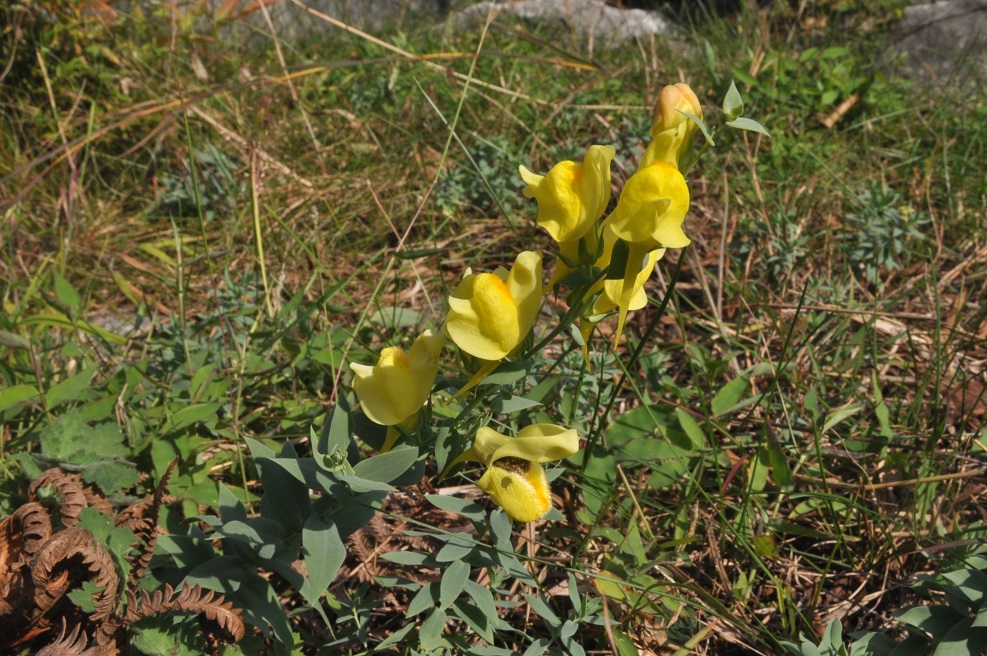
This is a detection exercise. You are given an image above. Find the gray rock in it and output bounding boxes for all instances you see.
[451,0,676,48]
[225,0,464,42]
[891,0,987,87]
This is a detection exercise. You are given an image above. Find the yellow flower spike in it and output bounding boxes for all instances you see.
[519,145,615,244]
[610,241,663,347]
[445,251,543,362]
[349,329,446,428]
[448,424,580,523]
[607,162,691,249]
[641,83,703,170]
[575,226,664,358]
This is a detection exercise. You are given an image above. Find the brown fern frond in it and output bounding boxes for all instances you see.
[37,621,119,656]
[35,621,89,655]
[125,458,178,594]
[29,470,88,529]
[113,494,176,532]
[80,483,112,517]
[124,583,244,643]
[0,503,53,621]
[15,502,54,561]
[1,502,52,579]
[30,527,120,625]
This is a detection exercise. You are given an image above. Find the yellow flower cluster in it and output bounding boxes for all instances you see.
[347,83,702,523]
[522,83,702,354]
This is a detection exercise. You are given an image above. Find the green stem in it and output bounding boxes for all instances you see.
[581,250,686,469]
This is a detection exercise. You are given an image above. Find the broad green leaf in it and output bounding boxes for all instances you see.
[476,359,530,387]
[41,412,127,464]
[523,593,562,629]
[464,580,499,623]
[162,403,222,433]
[382,551,430,567]
[439,559,470,609]
[406,581,440,617]
[82,461,139,494]
[612,629,639,656]
[435,541,474,563]
[896,604,965,640]
[560,619,586,656]
[722,80,744,121]
[189,363,219,402]
[302,515,345,605]
[748,445,770,492]
[53,271,82,313]
[494,395,542,414]
[425,494,488,522]
[352,446,418,484]
[726,116,771,137]
[452,598,495,643]
[932,617,987,656]
[67,580,104,613]
[130,615,202,656]
[712,376,750,417]
[765,431,794,491]
[822,403,864,433]
[319,398,352,458]
[675,408,706,451]
[0,384,40,412]
[942,568,987,605]
[420,607,447,650]
[0,330,30,350]
[46,365,98,408]
[218,519,285,559]
[374,623,416,650]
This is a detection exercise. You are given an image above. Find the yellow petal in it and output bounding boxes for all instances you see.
[446,423,578,473]
[650,83,702,137]
[642,84,703,170]
[507,250,543,345]
[445,251,543,361]
[608,162,690,248]
[477,461,552,523]
[520,146,615,244]
[349,330,446,426]
[447,273,519,360]
[490,424,580,464]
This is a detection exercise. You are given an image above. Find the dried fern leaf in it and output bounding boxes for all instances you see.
[125,583,245,643]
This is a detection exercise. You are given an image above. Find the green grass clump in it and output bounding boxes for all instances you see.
[1,0,986,653]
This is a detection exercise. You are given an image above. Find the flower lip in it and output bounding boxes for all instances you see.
[607,161,691,249]
[444,251,543,362]
[520,145,615,244]
[349,329,446,427]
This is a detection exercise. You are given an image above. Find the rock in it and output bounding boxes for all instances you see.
[891,0,987,87]
[226,0,462,41]
[450,0,676,49]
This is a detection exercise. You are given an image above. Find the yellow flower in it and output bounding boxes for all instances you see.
[519,145,616,244]
[445,251,543,362]
[607,161,690,250]
[578,223,665,355]
[640,83,703,170]
[349,329,446,428]
[449,424,579,523]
